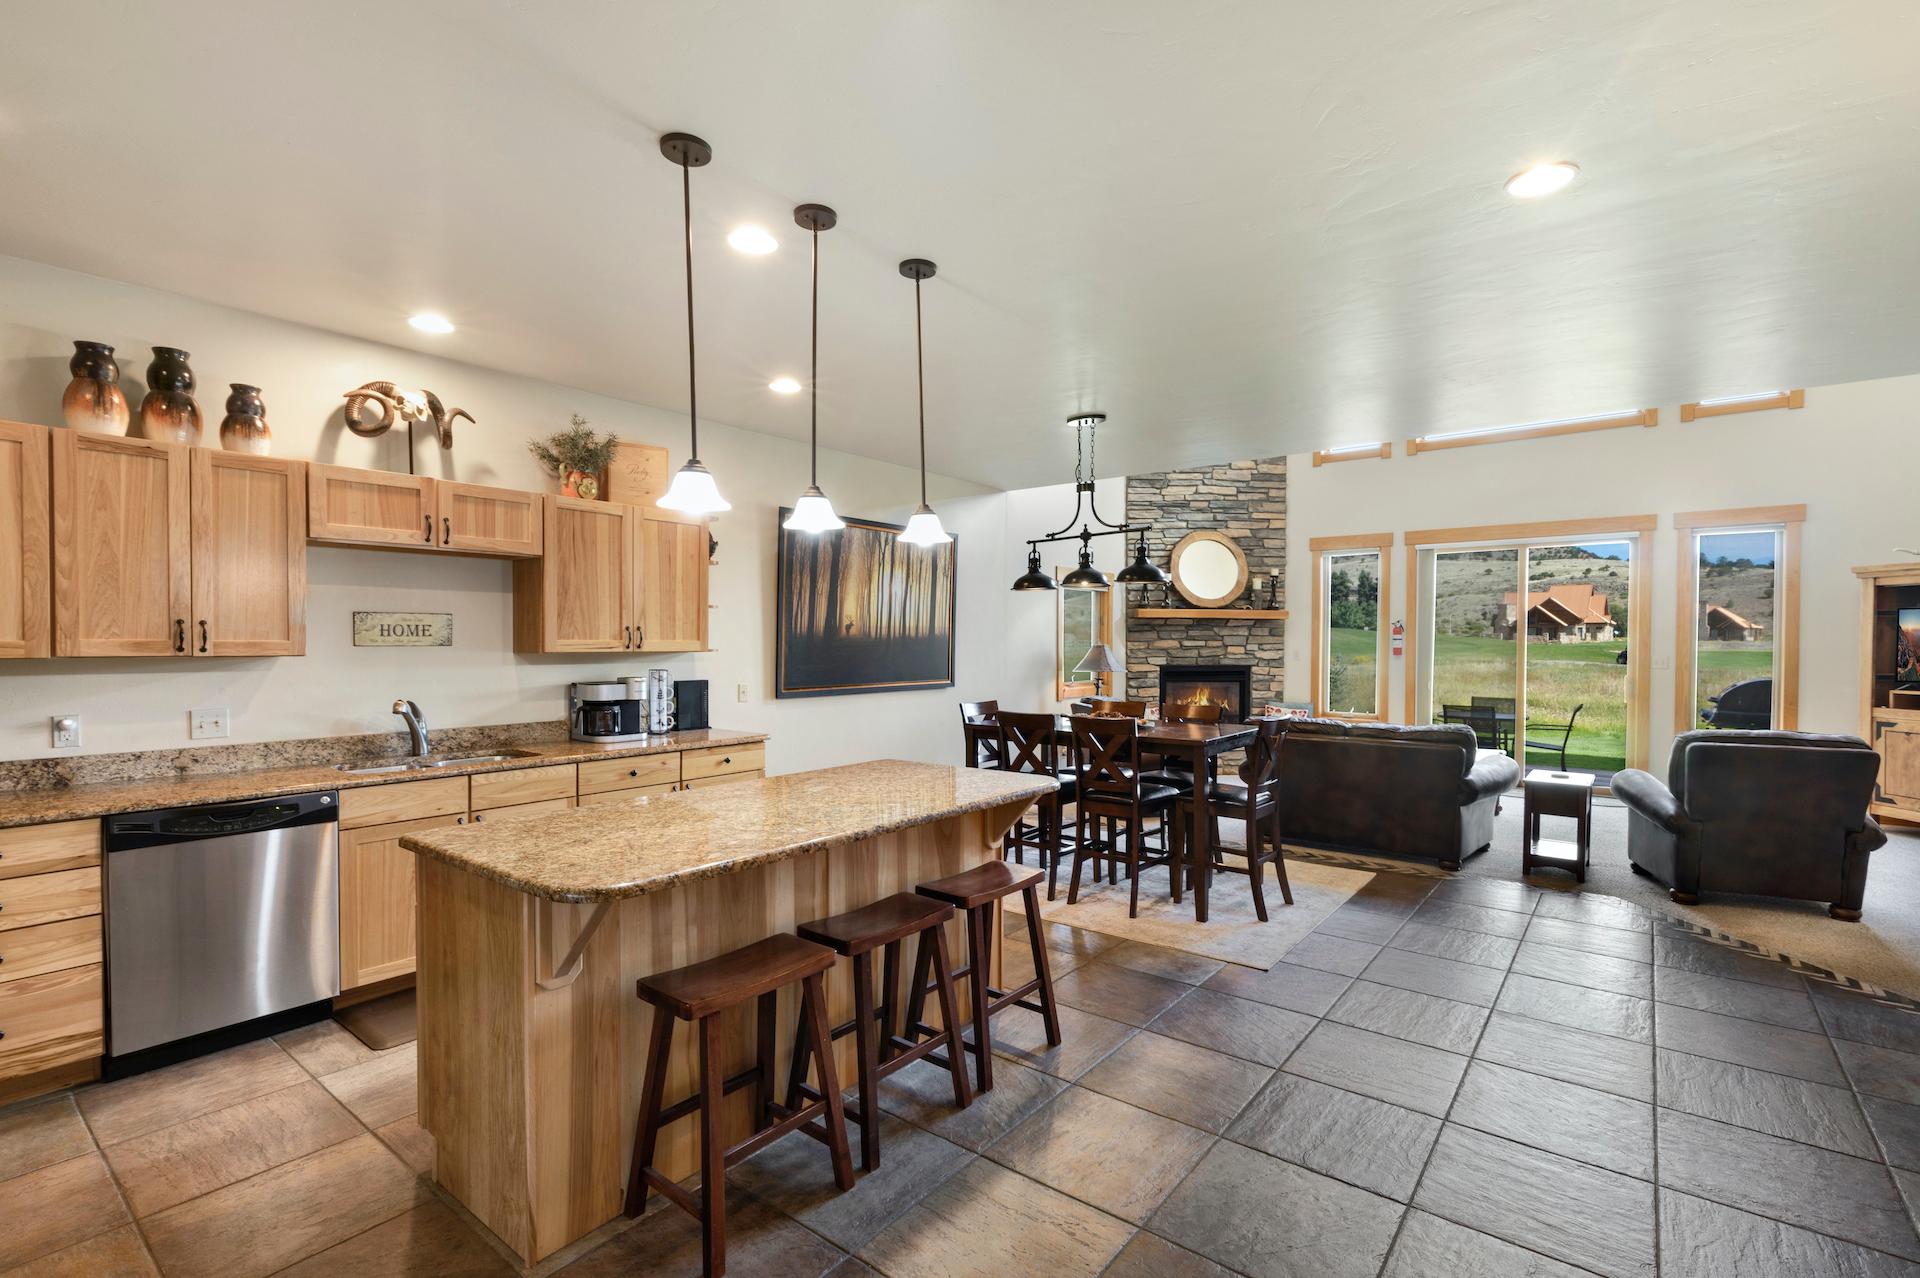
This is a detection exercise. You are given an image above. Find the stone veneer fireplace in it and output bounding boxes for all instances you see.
[1125,456,1287,710]
[1159,664,1254,722]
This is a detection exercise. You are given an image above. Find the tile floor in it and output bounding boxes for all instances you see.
[3,867,1920,1276]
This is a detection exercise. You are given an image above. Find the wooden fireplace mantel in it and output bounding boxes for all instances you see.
[1134,608,1288,620]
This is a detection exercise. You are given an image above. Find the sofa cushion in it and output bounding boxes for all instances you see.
[1668,728,1870,799]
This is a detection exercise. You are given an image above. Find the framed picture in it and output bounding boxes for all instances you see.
[775,510,957,698]
[1898,608,1920,682]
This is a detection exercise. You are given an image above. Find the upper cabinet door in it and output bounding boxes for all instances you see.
[307,464,436,547]
[437,482,543,557]
[535,496,632,652]
[52,433,191,657]
[191,452,307,657]
[0,421,50,659]
[638,507,708,652]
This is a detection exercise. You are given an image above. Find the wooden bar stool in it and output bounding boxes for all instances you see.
[789,893,973,1171]
[625,934,855,1278]
[913,862,1062,1094]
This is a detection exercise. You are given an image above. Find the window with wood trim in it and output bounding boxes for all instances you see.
[1056,577,1113,699]
[1680,389,1804,421]
[1407,408,1657,456]
[1311,534,1391,718]
[1311,442,1391,467]
[1674,506,1804,733]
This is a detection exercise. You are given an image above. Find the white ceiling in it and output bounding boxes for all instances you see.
[2,1,1917,489]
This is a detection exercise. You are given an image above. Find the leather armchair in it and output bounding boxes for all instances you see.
[1614,730,1886,920]
[1273,720,1520,870]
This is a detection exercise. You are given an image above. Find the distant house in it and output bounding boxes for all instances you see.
[1496,583,1616,642]
[1703,603,1764,642]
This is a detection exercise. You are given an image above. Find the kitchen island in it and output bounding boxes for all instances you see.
[401,759,1054,1265]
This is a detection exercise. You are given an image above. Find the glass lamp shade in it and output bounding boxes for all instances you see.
[782,485,845,533]
[898,503,951,546]
[1061,546,1111,591]
[1114,540,1172,586]
[1012,548,1056,591]
[657,460,731,515]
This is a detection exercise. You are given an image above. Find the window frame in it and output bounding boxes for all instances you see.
[1673,505,1805,734]
[1310,532,1393,720]
[1055,571,1114,700]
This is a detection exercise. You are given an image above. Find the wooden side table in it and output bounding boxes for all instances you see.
[1522,770,1595,882]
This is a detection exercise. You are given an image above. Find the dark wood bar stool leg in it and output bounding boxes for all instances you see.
[697,1015,726,1276]
[624,1007,676,1218]
[1020,883,1062,1046]
[965,904,995,1093]
[850,950,882,1171]
[800,972,855,1192]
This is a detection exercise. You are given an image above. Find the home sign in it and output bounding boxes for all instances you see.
[353,611,453,647]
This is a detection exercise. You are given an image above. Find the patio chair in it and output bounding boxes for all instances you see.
[1524,704,1583,771]
[1471,696,1516,751]
[1440,704,1503,753]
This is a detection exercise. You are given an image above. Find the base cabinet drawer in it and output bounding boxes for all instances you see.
[0,868,101,933]
[0,964,104,1075]
[0,821,100,880]
[467,797,573,824]
[0,917,101,984]
[470,765,576,811]
[681,743,765,782]
[341,776,470,829]
[578,753,679,795]
[680,770,764,791]
[577,782,678,806]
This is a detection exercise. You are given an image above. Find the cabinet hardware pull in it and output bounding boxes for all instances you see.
[442,516,451,546]
[627,769,638,778]
[473,813,484,822]
[424,515,433,543]
[721,757,731,765]
[198,620,209,653]
[636,623,644,647]
[174,619,186,652]
[455,816,465,824]
[624,625,632,650]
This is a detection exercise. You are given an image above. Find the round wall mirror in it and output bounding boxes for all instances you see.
[1170,531,1249,607]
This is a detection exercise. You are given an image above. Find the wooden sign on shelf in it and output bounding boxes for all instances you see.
[604,442,669,506]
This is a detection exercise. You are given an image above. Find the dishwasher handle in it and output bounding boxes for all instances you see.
[105,791,338,852]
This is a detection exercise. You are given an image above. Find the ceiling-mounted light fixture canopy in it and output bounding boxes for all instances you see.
[783,203,844,534]
[896,257,951,547]
[656,131,731,515]
[1009,412,1158,592]
[1505,160,1579,199]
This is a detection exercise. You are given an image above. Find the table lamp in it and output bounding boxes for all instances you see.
[1078,642,1124,697]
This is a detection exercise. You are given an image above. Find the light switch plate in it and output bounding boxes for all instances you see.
[50,715,80,750]
[736,683,748,702]
[191,706,230,740]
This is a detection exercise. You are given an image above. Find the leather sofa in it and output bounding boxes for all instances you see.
[1272,720,1519,870]
[1613,730,1886,919]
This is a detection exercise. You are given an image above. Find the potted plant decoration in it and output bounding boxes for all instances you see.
[528,415,619,499]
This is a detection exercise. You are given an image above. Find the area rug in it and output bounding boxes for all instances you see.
[1038,854,1371,968]
[335,987,417,1050]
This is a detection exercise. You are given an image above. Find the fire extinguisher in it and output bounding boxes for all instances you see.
[1391,620,1404,658]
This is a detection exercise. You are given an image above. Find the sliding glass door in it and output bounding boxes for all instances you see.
[1430,548,1520,754]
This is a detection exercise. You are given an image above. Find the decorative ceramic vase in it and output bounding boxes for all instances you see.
[218,384,271,455]
[61,341,131,435]
[137,346,201,445]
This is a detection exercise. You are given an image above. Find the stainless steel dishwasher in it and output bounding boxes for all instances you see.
[104,792,340,1059]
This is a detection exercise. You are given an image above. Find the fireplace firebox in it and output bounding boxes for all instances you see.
[1158,664,1254,722]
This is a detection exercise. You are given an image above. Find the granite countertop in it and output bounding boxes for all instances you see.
[0,728,768,828]
[400,760,1057,903]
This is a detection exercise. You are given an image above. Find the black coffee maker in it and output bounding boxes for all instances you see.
[568,680,647,743]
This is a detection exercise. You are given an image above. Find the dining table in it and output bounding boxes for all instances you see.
[964,714,1260,923]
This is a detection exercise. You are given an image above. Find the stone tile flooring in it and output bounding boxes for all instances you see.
[2,868,1919,1275]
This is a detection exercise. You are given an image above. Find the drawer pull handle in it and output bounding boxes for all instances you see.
[442,516,451,546]
[473,813,484,823]
[627,769,638,778]
[721,756,731,765]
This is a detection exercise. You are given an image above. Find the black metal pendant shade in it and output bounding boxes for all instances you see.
[1114,531,1172,585]
[1012,547,1057,591]
[1009,412,1158,591]
[1061,544,1111,591]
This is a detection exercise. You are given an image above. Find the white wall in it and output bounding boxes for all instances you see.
[0,255,1011,774]
[1284,374,1920,772]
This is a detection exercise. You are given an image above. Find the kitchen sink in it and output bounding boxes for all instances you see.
[333,749,541,774]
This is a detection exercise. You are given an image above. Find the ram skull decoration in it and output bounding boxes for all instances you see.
[342,381,473,471]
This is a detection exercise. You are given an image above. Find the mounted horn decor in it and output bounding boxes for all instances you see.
[341,381,473,474]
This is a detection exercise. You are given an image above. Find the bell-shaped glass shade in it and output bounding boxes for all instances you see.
[1012,548,1056,591]
[657,459,731,514]
[782,485,845,533]
[897,503,952,546]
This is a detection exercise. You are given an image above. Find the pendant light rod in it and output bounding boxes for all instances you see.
[656,132,729,514]
[896,257,950,547]
[681,155,699,460]
[795,203,837,487]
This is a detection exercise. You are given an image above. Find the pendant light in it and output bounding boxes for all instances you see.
[1012,547,1056,591]
[1115,530,1172,586]
[783,203,845,534]
[896,258,951,546]
[655,132,731,515]
[1060,531,1111,591]
[1010,412,1164,591]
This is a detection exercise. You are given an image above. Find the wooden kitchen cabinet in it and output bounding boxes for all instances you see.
[0,420,49,659]
[308,463,436,547]
[191,450,307,656]
[437,481,542,557]
[638,507,708,651]
[52,432,192,656]
[339,812,460,990]
[512,495,634,652]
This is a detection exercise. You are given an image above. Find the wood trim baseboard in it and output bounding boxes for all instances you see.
[1408,409,1656,456]
[1680,389,1804,421]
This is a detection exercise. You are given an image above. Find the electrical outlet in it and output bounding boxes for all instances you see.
[50,715,80,750]
[191,706,230,740]
[736,683,748,702]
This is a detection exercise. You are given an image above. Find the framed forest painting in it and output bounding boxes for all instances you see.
[776,510,956,697]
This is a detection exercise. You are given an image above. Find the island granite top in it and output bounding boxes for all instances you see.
[399,760,1057,903]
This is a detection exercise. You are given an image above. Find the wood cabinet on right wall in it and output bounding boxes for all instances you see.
[512,496,708,653]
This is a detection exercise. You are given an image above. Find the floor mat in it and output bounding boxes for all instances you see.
[334,987,417,1051]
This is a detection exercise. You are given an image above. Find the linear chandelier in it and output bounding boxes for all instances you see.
[1011,413,1170,592]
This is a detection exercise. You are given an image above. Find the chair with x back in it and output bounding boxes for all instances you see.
[997,711,1077,900]
[1067,715,1180,918]
[959,700,1003,770]
[1174,717,1291,920]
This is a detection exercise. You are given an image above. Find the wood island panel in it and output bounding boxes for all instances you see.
[416,791,1032,1264]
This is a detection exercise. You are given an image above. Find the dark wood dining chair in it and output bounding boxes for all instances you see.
[997,711,1078,900]
[1141,702,1223,795]
[959,700,1002,769]
[1067,715,1180,917]
[1087,697,1148,718]
[1174,718,1291,920]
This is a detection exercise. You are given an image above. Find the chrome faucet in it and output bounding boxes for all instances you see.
[393,699,430,756]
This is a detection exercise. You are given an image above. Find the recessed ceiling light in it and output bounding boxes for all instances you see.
[768,376,802,395]
[727,225,779,255]
[1504,161,1579,199]
[407,311,455,334]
